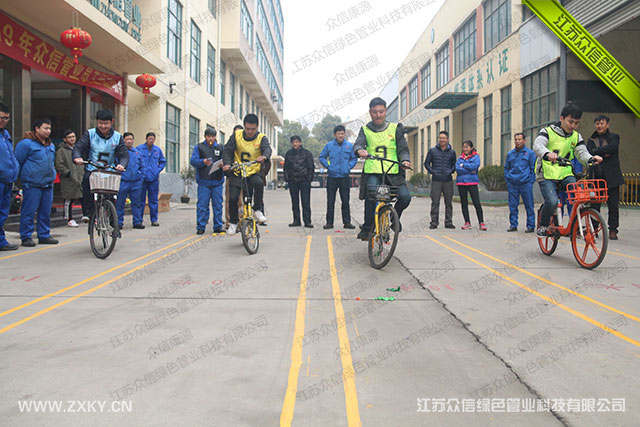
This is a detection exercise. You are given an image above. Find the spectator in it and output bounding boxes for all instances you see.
[137,132,166,227]
[0,102,19,251]
[14,118,58,247]
[191,127,225,234]
[456,140,486,231]
[586,115,624,240]
[425,130,456,229]
[319,124,357,229]
[116,132,145,230]
[504,133,536,232]
[55,129,85,227]
[284,135,314,228]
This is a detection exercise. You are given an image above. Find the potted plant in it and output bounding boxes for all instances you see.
[179,166,196,203]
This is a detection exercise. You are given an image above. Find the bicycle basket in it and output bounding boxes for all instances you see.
[566,179,608,204]
[89,170,121,194]
[368,184,398,202]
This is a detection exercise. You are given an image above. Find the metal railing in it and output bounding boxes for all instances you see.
[621,173,640,206]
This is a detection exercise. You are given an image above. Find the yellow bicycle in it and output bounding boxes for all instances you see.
[230,160,260,254]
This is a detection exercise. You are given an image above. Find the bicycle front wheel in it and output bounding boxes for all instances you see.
[536,206,558,256]
[89,198,119,259]
[241,218,260,255]
[368,205,399,269]
[571,208,608,269]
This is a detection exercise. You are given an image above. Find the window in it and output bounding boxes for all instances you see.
[427,125,432,150]
[246,92,250,118]
[436,42,450,89]
[220,60,226,105]
[523,62,558,146]
[484,94,493,166]
[207,43,215,96]
[500,85,511,165]
[400,88,407,117]
[454,14,476,75]
[189,115,200,151]
[241,1,254,48]
[409,76,418,111]
[190,20,201,83]
[219,130,226,145]
[167,0,183,66]
[484,0,511,51]
[436,121,441,138]
[251,99,255,114]
[420,128,425,173]
[420,62,431,101]
[522,3,534,22]
[166,103,181,173]
[230,72,236,113]
[444,116,450,133]
[208,0,216,17]
[239,84,244,118]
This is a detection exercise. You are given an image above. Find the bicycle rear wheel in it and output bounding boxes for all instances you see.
[368,205,399,269]
[89,198,118,259]
[571,208,608,269]
[241,218,260,255]
[536,206,558,256]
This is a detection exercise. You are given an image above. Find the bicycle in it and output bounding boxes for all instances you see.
[536,158,609,269]
[84,160,122,259]
[230,160,260,255]
[365,155,412,269]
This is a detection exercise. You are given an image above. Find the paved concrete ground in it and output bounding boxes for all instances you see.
[1,188,638,426]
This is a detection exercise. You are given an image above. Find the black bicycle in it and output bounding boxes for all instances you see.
[84,160,122,259]
[230,160,260,254]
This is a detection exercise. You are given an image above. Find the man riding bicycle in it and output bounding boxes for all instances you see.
[354,97,412,241]
[533,104,602,237]
[222,114,272,235]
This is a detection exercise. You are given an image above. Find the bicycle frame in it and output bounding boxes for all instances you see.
[232,161,258,235]
[368,155,406,235]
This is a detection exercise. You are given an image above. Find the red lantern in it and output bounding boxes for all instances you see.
[136,74,157,100]
[60,28,92,64]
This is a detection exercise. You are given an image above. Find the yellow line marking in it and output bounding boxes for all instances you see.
[353,319,360,338]
[306,355,310,377]
[0,235,198,319]
[0,235,208,335]
[425,235,640,348]
[280,236,312,427]
[0,237,88,260]
[327,236,361,426]
[442,236,640,323]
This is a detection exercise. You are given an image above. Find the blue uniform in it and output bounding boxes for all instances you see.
[14,134,56,240]
[0,129,19,248]
[116,146,144,226]
[190,141,224,232]
[137,144,166,223]
[504,146,536,229]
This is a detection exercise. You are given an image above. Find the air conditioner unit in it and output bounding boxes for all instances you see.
[270,89,277,102]
[277,102,283,112]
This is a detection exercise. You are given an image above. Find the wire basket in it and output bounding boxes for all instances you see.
[566,179,608,204]
[89,170,121,194]
[368,184,398,202]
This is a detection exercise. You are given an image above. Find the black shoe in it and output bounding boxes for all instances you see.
[22,239,36,247]
[213,229,225,234]
[357,229,370,241]
[151,222,159,227]
[445,224,456,229]
[536,226,548,237]
[304,224,314,228]
[323,224,334,229]
[343,223,355,229]
[118,224,123,230]
[38,237,59,245]
[525,228,535,233]
[429,224,438,229]
[133,224,145,229]
[0,243,19,251]
[196,229,205,235]
[507,227,517,232]
[289,222,301,227]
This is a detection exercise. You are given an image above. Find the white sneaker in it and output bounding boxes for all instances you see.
[227,223,238,235]
[254,210,267,223]
[68,219,79,227]
[82,216,89,223]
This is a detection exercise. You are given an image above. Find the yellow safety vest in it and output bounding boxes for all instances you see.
[535,126,579,181]
[363,123,399,174]
[233,129,263,176]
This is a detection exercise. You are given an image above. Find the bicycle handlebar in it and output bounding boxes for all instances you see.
[230,160,259,170]
[82,160,123,172]
[365,155,413,170]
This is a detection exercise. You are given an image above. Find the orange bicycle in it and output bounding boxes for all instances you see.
[536,159,609,269]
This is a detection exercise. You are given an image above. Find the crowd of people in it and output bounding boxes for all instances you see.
[0,98,625,253]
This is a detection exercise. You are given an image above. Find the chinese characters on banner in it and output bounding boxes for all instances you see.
[0,11,123,102]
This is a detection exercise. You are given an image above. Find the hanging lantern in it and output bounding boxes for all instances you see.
[136,74,157,100]
[60,28,92,64]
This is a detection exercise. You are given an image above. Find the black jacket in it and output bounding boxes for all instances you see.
[425,144,457,182]
[586,130,624,188]
[284,146,314,182]
[72,128,129,168]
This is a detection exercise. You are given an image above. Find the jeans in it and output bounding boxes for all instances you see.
[538,176,576,227]
[507,183,535,229]
[430,180,454,226]
[326,176,351,225]
[362,175,410,232]
[197,184,224,231]
[20,186,53,240]
[289,180,311,225]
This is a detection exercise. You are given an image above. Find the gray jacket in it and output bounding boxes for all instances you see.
[532,123,592,182]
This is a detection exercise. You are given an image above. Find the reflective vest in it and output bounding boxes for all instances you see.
[363,123,399,174]
[536,126,578,181]
[87,128,121,171]
[233,129,263,176]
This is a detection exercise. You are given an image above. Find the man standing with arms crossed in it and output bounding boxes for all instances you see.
[138,132,166,227]
[504,133,536,233]
[425,131,457,229]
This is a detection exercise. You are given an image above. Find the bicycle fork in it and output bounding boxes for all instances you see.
[558,202,585,239]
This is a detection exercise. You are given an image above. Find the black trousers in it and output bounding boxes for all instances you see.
[591,185,620,233]
[458,184,484,223]
[228,174,264,224]
[326,176,351,225]
[82,170,94,218]
[289,180,311,225]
